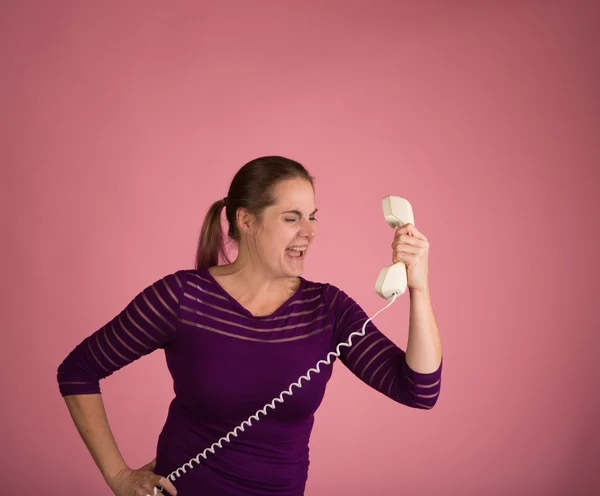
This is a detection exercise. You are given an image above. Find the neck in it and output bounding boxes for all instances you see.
[210,247,299,302]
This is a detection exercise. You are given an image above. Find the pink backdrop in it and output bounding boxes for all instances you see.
[2,1,598,494]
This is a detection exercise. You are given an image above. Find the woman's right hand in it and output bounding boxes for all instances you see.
[107,460,178,496]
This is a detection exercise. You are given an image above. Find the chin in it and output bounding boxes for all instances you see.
[280,262,305,278]
[289,267,304,277]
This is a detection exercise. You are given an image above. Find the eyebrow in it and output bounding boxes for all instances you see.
[281,209,318,216]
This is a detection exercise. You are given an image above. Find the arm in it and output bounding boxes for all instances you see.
[57,271,184,484]
[330,286,442,409]
[405,286,442,373]
[63,393,129,485]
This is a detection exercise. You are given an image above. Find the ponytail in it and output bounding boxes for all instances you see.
[195,198,231,270]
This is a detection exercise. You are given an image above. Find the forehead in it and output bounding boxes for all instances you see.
[270,178,315,207]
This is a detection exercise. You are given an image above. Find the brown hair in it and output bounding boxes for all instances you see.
[195,156,315,270]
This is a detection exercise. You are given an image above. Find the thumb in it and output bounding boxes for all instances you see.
[141,458,157,471]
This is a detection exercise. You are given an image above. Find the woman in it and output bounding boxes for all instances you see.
[57,156,443,496]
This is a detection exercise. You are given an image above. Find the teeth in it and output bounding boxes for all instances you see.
[287,247,306,251]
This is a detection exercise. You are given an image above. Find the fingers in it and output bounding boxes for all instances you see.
[155,475,178,496]
[393,250,423,266]
[395,223,427,241]
[138,474,176,496]
[392,225,430,265]
[394,242,427,258]
[392,235,429,253]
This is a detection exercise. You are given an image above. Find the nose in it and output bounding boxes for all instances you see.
[300,218,316,240]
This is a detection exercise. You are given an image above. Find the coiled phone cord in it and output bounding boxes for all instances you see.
[153,292,399,495]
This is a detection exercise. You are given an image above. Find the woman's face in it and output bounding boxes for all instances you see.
[243,178,317,278]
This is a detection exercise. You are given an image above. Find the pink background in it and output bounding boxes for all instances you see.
[2,1,598,494]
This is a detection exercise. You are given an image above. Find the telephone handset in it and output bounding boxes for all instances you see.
[153,195,414,495]
[375,195,415,299]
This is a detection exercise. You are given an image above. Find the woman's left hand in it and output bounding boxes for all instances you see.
[391,223,430,292]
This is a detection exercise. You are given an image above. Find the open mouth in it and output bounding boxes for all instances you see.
[285,247,306,259]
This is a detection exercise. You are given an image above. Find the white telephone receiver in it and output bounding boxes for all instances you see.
[375,195,415,299]
[153,195,413,495]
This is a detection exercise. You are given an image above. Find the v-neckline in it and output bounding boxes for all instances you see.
[201,266,307,319]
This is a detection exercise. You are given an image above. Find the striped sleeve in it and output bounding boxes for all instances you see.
[57,271,184,396]
[330,287,442,410]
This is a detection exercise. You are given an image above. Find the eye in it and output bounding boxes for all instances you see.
[310,217,317,222]
[284,218,297,223]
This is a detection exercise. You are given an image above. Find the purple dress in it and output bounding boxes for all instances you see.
[57,267,442,495]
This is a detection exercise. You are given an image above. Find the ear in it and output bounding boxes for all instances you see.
[236,207,256,234]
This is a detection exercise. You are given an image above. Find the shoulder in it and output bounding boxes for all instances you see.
[141,269,198,300]
[162,267,232,298]
[152,268,195,287]
[159,268,210,283]
[300,276,352,311]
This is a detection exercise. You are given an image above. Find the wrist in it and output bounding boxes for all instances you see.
[104,463,130,486]
[409,286,430,296]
